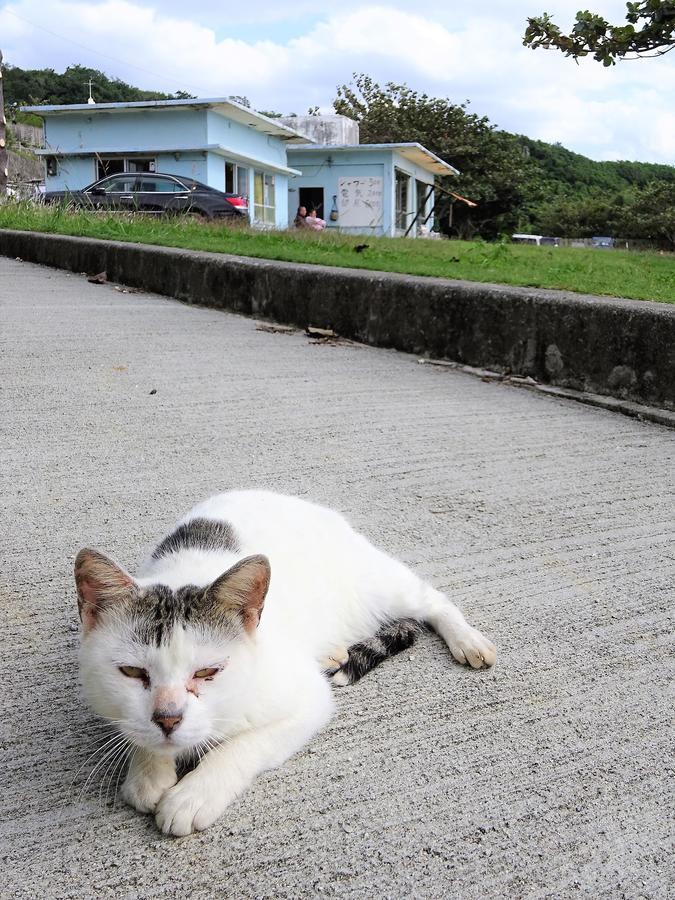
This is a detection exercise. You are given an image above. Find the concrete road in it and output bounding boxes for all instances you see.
[1,257,673,899]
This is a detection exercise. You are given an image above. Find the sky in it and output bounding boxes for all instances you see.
[1,0,675,164]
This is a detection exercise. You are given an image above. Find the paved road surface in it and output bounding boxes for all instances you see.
[1,257,673,899]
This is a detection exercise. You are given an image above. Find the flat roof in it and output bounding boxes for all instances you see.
[288,142,459,176]
[20,97,310,143]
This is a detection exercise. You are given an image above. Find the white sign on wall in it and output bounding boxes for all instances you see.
[337,176,384,227]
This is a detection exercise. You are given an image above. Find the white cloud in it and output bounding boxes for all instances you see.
[1,0,675,163]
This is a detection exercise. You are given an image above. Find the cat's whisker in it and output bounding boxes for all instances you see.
[68,728,131,793]
[109,742,135,809]
[99,737,132,810]
[76,734,131,804]
[78,736,129,799]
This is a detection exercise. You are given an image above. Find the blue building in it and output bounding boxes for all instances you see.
[22,102,459,236]
[286,142,457,237]
[21,97,306,228]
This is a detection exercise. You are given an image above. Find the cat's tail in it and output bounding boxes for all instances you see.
[330,619,424,686]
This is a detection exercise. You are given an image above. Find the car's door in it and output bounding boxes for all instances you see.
[134,175,192,214]
[84,175,139,212]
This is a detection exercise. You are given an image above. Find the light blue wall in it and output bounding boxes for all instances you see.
[45,109,207,155]
[286,147,436,237]
[49,155,97,191]
[205,112,288,171]
[155,152,209,183]
[273,175,289,229]
[206,152,225,192]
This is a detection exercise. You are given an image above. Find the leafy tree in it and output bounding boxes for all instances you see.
[524,2,675,65]
[620,181,675,246]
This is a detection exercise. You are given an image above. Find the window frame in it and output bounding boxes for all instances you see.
[96,156,156,181]
[394,168,411,232]
[253,171,276,225]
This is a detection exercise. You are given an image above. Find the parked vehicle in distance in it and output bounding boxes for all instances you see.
[511,234,560,247]
[44,172,248,220]
[591,236,615,249]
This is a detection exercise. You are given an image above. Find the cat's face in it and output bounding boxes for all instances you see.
[75,550,270,755]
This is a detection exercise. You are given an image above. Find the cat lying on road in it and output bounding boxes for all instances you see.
[75,490,496,836]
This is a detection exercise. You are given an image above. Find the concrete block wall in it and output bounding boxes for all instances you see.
[1,230,672,411]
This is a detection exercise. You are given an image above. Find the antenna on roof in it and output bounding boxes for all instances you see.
[84,78,96,104]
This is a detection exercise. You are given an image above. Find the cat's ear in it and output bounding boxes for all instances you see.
[205,554,271,634]
[74,548,137,632]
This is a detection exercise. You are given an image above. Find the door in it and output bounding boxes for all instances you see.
[85,174,138,211]
[135,175,191,215]
[298,187,325,218]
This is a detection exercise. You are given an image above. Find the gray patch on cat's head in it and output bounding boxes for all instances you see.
[76,546,269,646]
[131,583,242,646]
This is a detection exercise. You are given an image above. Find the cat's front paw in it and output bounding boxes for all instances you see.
[122,758,178,814]
[155,771,228,836]
[448,625,497,669]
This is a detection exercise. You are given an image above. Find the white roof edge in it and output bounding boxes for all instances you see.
[287,142,459,175]
[20,97,311,143]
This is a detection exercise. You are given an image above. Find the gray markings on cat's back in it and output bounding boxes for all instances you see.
[152,518,240,560]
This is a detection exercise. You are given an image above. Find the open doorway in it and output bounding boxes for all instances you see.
[299,187,325,217]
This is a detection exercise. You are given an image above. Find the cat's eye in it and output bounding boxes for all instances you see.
[193,667,219,679]
[119,665,148,681]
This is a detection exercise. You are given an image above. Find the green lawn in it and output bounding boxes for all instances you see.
[1,202,674,304]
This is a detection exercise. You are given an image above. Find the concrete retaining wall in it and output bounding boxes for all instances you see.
[1,229,673,410]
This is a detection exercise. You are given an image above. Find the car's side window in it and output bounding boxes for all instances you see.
[138,177,187,193]
[99,176,137,193]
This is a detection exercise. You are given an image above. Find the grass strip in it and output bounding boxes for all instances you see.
[1,203,674,304]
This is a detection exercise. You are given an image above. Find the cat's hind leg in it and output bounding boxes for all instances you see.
[361,553,496,670]
[422,585,496,669]
[320,646,350,676]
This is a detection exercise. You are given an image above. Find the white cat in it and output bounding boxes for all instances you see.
[75,490,496,836]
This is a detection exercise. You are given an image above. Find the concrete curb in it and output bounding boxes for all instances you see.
[1,229,673,410]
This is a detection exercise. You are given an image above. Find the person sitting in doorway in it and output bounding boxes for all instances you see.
[305,208,326,232]
[294,205,308,228]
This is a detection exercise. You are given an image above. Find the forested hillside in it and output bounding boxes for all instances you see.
[513,136,675,242]
[3,63,193,116]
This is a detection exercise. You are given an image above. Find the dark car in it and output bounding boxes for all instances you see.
[44,172,248,220]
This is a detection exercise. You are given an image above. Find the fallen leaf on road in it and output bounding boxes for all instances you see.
[256,323,297,335]
[88,272,108,284]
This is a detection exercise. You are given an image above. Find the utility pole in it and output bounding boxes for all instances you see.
[0,49,8,196]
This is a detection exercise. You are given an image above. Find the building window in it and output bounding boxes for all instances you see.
[254,171,275,225]
[237,166,249,198]
[96,157,156,180]
[46,157,58,177]
[395,168,411,231]
[225,161,249,199]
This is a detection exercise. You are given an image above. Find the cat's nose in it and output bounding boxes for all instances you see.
[152,709,183,736]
